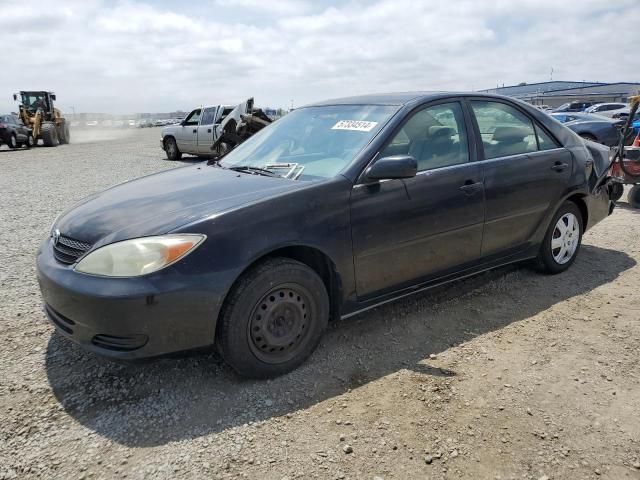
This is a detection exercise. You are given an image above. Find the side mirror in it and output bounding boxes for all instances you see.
[51,94,56,101]
[13,94,17,101]
[365,155,418,181]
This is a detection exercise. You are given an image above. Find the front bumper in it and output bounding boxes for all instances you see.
[36,238,223,359]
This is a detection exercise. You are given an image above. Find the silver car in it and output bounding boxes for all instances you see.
[160,104,235,160]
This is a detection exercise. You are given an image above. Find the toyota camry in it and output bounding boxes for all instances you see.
[37,92,615,378]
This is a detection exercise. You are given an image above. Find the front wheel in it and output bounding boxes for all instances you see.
[7,133,17,149]
[537,201,583,274]
[25,133,35,149]
[216,258,329,378]
[164,137,182,160]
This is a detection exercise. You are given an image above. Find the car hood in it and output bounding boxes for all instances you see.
[161,124,180,136]
[55,165,307,246]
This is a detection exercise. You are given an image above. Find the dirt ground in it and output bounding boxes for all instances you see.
[1,129,639,480]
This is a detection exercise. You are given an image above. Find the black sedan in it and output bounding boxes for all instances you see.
[37,92,615,378]
[0,114,34,149]
[551,112,623,147]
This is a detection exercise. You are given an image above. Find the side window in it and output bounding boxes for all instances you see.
[471,101,537,159]
[183,109,201,126]
[200,107,216,125]
[380,102,469,171]
[535,125,559,151]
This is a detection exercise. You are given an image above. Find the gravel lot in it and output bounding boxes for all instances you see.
[1,129,640,480]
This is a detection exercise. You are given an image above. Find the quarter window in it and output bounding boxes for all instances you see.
[535,125,559,151]
[380,102,469,171]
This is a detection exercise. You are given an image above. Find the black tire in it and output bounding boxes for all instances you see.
[58,122,70,144]
[25,134,35,149]
[164,137,182,160]
[537,201,583,274]
[609,182,624,202]
[41,123,58,147]
[579,133,597,143]
[628,185,640,209]
[216,258,329,378]
[7,133,17,149]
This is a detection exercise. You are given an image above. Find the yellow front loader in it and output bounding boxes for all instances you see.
[13,91,69,146]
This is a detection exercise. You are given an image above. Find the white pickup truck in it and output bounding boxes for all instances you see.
[160,98,271,160]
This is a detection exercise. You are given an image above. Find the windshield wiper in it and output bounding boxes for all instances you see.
[227,166,281,177]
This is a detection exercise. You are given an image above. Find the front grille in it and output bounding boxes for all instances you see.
[53,235,92,264]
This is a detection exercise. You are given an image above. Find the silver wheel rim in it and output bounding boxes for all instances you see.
[167,140,176,156]
[28,135,34,146]
[9,135,16,148]
[551,213,579,265]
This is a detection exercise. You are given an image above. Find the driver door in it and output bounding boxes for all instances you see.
[350,101,485,299]
[177,108,201,153]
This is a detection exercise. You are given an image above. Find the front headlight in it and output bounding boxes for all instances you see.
[74,234,205,277]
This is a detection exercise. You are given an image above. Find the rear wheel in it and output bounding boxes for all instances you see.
[41,123,58,147]
[537,201,583,274]
[216,258,329,378]
[58,123,70,144]
[609,182,624,202]
[164,137,182,160]
[628,185,640,209]
[7,133,17,149]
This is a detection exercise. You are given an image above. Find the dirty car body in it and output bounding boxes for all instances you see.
[37,92,614,375]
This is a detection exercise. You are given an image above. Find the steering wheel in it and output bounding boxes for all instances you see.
[278,135,300,154]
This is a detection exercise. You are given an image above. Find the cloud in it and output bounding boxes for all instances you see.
[0,0,637,114]
[213,0,312,16]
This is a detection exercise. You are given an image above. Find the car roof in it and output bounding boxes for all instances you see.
[198,105,235,110]
[303,91,519,107]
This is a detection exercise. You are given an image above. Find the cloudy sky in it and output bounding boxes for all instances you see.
[0,0,637,114]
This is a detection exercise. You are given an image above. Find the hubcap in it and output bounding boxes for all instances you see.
[9,136,16,148]
[551,213,579,265]
[249,287,309,363]
[167,141,176,156]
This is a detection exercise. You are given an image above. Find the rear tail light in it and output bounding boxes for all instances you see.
[0,123,6,129]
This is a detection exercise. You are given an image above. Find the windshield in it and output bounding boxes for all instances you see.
[218,104,398,180]
[21,93,46,110]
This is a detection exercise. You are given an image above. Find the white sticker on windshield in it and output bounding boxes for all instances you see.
[331,120,378,132]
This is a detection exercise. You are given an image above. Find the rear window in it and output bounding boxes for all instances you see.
[471,101,559,158]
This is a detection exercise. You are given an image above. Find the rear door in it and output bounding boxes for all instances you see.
[468,99,572,257]
[197,107,217,154]
[176,108,201,153]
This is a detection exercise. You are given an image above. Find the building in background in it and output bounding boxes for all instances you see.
[480,81,640,108]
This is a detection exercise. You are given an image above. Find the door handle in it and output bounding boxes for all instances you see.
[551,162,568,172]
[207,128,212,133]
[459,180,483,195]
[193,129,197,133]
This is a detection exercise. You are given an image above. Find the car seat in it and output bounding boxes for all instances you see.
[487,126,531,157]
[408,126,458,170]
